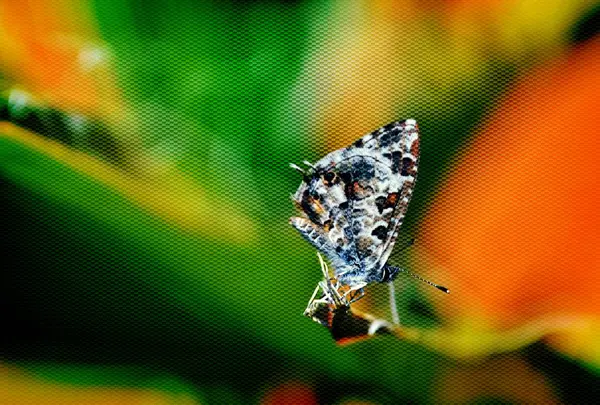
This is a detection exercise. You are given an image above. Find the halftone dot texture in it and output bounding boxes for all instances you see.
[2,1,599,404]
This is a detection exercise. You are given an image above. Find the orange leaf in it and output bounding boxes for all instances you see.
[416,38,600,363]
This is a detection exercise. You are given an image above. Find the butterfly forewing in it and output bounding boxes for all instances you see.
[291,120,420,288]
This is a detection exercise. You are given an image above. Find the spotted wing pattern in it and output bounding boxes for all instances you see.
[290,119,420,288]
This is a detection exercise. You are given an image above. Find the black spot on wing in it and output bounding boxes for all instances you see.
[343,182,354,200]
[401,157,413,176]
[352,208,367,216]
[375,196,387,214]
[379,132,393,148]
[391,151,402,173]
[378,124,403,148]
[376,193,399,213]
[324,172,335,185]
[339,171,353,184]
[353,157,376,180]
[300,198,320,224]
[371,225,388,240]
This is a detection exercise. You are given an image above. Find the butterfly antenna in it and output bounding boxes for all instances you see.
[303,160,316,169]
[289,163,305,174]
[316,252,344,306]
[388,282,400,325]
[316,252,330,280]
[394,266,449,294]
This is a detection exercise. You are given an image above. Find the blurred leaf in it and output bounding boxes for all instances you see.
[0,363,202,405]
[1,123,445,402]
[433,355,560,404]
[0,123,257,243]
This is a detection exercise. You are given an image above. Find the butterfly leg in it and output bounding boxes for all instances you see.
[341,283,367,305]
[304,283,323,316]
[388,281,400,325]
[351,289,365,303]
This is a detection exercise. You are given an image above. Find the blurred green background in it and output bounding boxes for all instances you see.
[2,1,599,404]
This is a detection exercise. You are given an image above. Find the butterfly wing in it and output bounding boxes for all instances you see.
[291,119,420,287]
[366,120,420,268]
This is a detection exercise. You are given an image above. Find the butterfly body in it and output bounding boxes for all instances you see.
[290,119,420,290]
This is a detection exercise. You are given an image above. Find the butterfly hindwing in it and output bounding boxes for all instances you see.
[291,120,420,287]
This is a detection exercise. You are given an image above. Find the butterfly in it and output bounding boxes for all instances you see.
[290,120,448,324]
